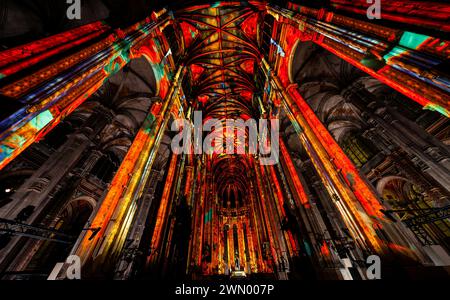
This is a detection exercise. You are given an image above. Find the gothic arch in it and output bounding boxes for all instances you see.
[57,196,96,235]
[289,40,363,88]
[66,196,96,210]
[96,57,159,160]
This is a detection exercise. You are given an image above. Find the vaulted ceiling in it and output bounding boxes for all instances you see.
[175,2,267,198]
[177,3,264,121]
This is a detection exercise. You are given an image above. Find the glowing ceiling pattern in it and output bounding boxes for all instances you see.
[178,3,263,121]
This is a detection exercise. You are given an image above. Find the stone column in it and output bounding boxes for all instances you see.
[113,169,163,279]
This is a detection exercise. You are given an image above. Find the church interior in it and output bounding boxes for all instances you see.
[0,0,449,280]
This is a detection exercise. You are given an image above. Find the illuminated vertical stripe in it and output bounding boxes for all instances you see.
[279,140,309,206]
[0,110,54,169]
[71,67,184,267]
[264,61,385,252]
[149,154,179,263]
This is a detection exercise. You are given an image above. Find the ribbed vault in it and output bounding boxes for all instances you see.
[178,3,263,120]
[176,2,264,194]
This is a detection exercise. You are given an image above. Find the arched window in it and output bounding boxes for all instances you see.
[22,198,95,277]
[379,177,450,246]
[229,191,236,209]
[342,134,375,168]
[236,190,243,207]
[57,199,95,236]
